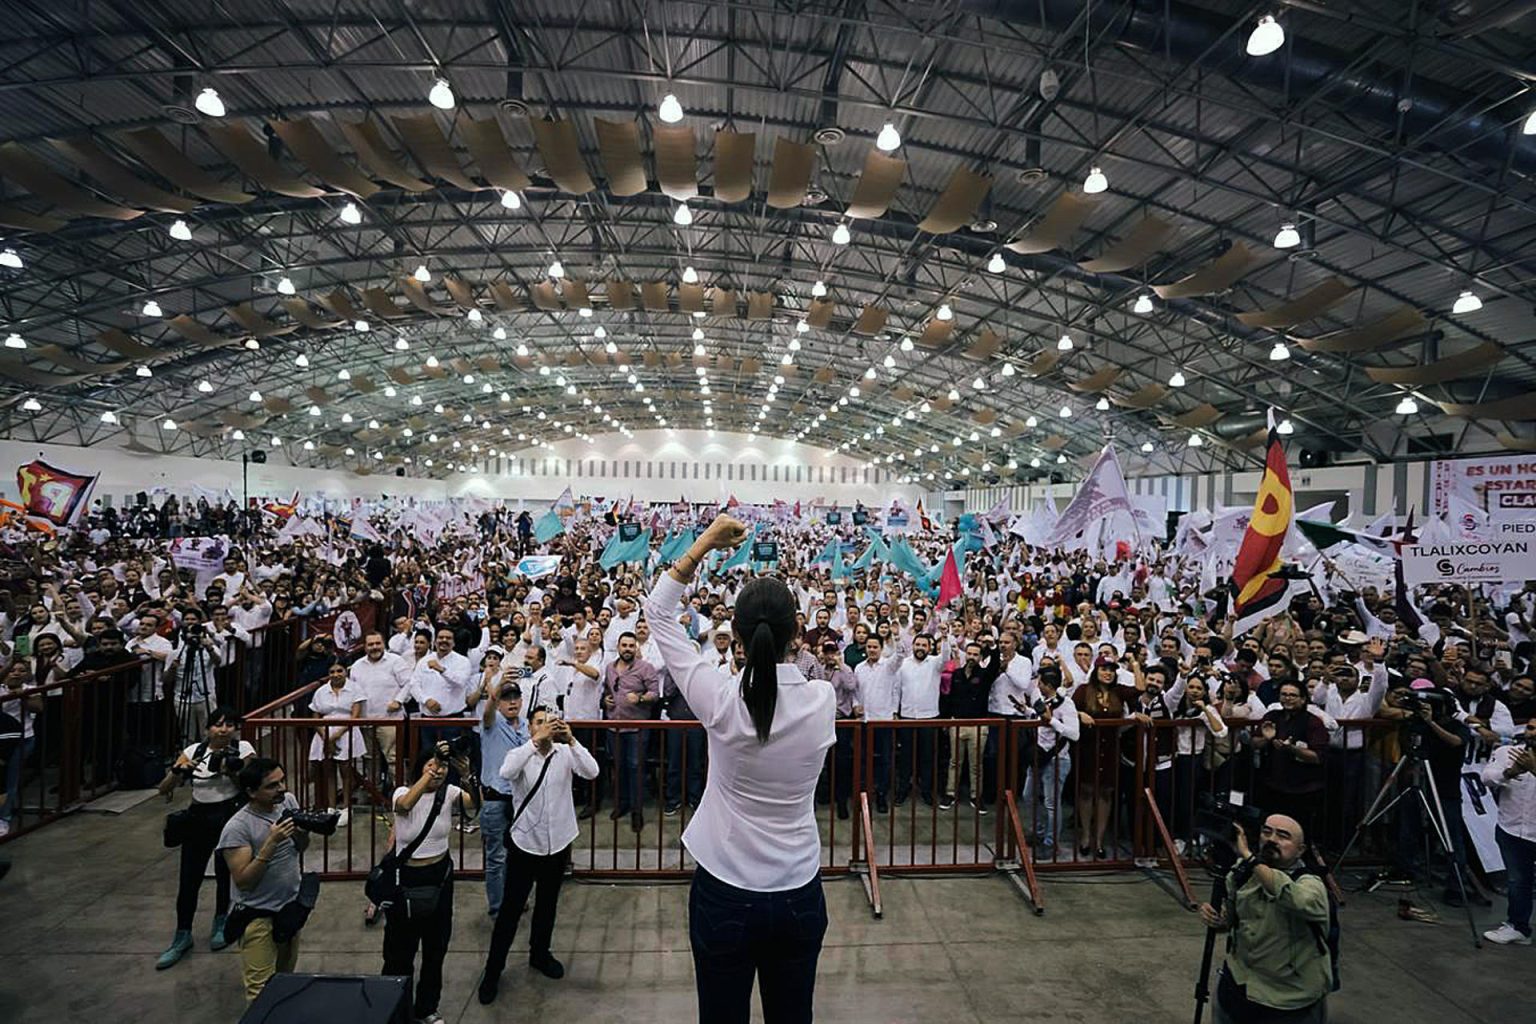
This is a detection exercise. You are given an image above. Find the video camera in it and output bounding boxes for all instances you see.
[278,806,342,837]
[1194,790,1265,872]
[1396,687,1456,718]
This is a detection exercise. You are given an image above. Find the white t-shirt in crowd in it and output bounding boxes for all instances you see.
[391,783,462,859]
[183,740,257,803]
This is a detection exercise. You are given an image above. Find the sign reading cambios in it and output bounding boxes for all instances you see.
[1401,525,1536,585]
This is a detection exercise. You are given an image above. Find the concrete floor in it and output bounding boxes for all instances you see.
[0,799,1526,1024]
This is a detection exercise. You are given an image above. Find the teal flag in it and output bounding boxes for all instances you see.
[849,544,875,572]
[533,509,565,544]
[659,528,695,562]
[862,528,892,563]
[889,538,930,581]
[720,525,758,571]
[600,527,652,569]
[830,545,848,580]
[811,537,839,564]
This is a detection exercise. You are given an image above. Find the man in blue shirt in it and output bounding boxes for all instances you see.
[476,681,530,917]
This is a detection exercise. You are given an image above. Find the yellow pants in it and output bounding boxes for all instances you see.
[239,916,299,1003]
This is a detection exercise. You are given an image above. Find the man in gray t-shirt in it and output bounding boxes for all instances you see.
[217,759,309,1002]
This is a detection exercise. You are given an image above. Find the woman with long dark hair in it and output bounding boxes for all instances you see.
[644,515,836,1024]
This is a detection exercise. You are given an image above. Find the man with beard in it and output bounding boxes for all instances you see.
[1198,814,1334,1023]
[601,632,659,830]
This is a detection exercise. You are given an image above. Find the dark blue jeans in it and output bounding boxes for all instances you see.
[689,866,827,1024]
[665,726,707,809]
[611,731,645,814]
[871,726,893,800]
[1497,826,1535,936]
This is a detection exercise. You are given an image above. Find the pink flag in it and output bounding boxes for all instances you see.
[937,547,962,607]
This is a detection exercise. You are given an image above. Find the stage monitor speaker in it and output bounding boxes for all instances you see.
[239,973,411,1024]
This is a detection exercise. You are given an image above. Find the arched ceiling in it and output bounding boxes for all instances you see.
[0,0,1533,486]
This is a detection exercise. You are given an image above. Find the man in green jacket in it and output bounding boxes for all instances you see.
[1199,814,1333,1023]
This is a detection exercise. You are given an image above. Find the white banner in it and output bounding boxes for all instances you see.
[1432,455,1536,518]
[1400,535,1536,585]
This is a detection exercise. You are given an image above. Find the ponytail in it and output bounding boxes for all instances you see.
[741,620,780,743]
[731,577,798,744]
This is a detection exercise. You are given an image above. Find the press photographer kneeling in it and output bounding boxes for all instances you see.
[217,758,332,1003]
[1198,814,1335,1024]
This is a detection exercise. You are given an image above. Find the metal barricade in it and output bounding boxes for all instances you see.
[860,718,1007,873]
[0,659,153,844]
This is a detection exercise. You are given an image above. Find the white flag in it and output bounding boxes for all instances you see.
[1045,445,1134,548]
[1445,493,1491,540]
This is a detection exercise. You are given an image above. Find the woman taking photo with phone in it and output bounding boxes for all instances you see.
[382,742,479,1024]
[644,515,836,1024]
[154,706,255,969]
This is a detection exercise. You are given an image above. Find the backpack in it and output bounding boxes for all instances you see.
[1291,864,1342,993]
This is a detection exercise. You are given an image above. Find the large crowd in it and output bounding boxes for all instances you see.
[2,492,1534,1017]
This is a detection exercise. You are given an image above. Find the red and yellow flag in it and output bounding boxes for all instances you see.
[1230,412,1293,636]
[16,458,97,527]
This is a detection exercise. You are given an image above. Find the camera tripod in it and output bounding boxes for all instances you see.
[1335,743,1481,947]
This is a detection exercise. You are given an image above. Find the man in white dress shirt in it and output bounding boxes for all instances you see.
[982,631,1035,809]
[895,633,945,806]
[603,596,640,657]
[477,708,598,1003]
[348,632,410,784]
[399,628,472,749]
[855,634,901,813]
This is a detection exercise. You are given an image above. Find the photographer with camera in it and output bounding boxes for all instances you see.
[380,740,480,1024]
[217,758,326,1003]
[1376,680,1471,902]
[478,705,598,1004]
[1481,717,1536,945]
[1198,814,1334,1023]
[153,706,254,969]
[165,606,225,747]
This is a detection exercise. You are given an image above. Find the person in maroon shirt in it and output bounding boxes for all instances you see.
[1252,681,1329,841]
[602,632,660,831]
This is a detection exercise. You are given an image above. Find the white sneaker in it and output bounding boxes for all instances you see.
[333,808,350,828]
[1483,923,1532,946]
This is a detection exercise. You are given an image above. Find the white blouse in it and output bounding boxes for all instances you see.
[310,682,364,719]
[645,573,835,892]
[392,784,462,859]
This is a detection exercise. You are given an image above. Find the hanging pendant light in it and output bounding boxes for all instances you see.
[832,223,851,245]
[1452,290,1482,314]
[1083,166,1108,194]
[428,77,455,110]
[195,88,226,117]
[276,276,296,295]
[987,252,1005,273]
[658,93,684,123]
[876,122,901,151]
[1133,293,1154,314]
[1273,222,1301,249]
[1269,341,1291,361]
[1247,14,1285,56]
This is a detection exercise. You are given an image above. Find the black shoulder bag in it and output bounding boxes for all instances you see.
[162,742,208,848]
[364,782,449,912]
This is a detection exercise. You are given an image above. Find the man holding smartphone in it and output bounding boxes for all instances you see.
[478,706,598,1004]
